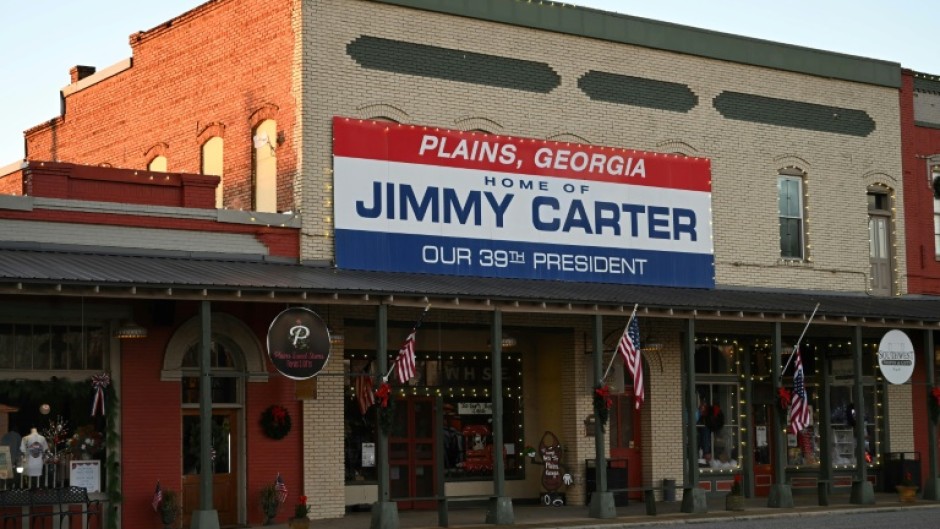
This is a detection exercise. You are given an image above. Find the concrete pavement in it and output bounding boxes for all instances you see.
[252,491,939,529]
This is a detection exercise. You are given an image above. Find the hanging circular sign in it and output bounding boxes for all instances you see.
[877,329,915,385]
[267,307,331,380]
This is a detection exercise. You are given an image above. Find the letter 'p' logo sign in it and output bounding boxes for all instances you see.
[289,324,310,347]
[267,308,331,380]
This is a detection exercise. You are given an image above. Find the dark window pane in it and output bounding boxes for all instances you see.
[0,324,13,369]
[14,324,32,369]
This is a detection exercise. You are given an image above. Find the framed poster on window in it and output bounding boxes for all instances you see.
[69,460,101,493]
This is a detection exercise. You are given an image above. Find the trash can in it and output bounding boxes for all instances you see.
[662,479,676,502]
[884,452,920,492]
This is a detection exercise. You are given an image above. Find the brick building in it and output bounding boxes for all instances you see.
[2,1,940,528]
[900,69,940,488]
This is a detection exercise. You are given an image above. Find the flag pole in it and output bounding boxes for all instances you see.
[602,303,639,381]
[385,303,431,380]
[780,302,820,377]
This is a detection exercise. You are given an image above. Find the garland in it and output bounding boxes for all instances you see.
[593,384,612,433]
[930,387,940,424]
[104,383,121,529]
[260,405,292,440]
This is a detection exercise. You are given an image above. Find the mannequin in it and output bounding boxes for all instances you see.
[20,428,47,478]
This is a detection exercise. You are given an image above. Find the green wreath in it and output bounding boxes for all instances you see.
[260,404,292,440]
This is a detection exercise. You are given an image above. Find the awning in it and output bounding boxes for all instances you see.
[0,247,938,326]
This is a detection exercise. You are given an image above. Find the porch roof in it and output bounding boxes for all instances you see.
[0,246,937,327]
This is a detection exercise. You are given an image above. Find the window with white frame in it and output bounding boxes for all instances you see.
[778,174,805,259]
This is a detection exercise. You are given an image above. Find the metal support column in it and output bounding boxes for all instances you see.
[191,301,220,529]
[850,325,874,504]
[768,322,793,508]
[371,304,399,529]
[680,318,707,513]
[486,309,514,524]
[589,314,615,518]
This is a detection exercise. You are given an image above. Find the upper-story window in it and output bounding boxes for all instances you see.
[0,323,106,370]
[148,156,167,172]
[201,137,224,208]
[778,172,805,260]
[252,120,277,213]
[931,161,940,258]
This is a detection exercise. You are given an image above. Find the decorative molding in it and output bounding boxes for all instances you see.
[355,103,409,123]
[162,312,268,382]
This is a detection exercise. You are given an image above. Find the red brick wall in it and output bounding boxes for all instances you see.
[901,70,940,294]
[25,0,298,213]
[121,301,302,528]
[0,169,23,195]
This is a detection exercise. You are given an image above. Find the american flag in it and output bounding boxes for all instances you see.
[355,374,375,415]
[616,316,645,410]
[395,329,417,383]
[274,473,288,504]
[788,346,811,434]
[151,481,163,512]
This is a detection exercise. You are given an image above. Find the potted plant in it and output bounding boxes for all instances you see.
[896,472,918,503]
[289,495,311,529]
[260,484,281,525]
[160,490,181,529]
[725,474,745,511]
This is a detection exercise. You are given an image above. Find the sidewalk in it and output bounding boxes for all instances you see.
[255,492,939,529]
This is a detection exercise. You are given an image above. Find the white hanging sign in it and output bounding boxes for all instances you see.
[877,329,915,385]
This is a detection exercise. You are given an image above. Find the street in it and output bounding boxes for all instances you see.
[638,506,940,528]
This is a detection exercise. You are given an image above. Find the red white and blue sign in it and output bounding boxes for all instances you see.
[333,117,714,288]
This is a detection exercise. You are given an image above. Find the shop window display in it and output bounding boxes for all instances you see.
[695,342,741,470]
[344,351,524,483]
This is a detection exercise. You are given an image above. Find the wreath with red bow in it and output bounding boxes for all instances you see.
[260,404,292,440]
[593,384,613,433]
[375,382,396,435]
[777,388,792,413]
[930,387,940,424]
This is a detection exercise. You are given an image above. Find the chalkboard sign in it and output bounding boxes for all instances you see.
[69,460,100,493]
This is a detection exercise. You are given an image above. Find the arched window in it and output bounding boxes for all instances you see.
[201,137,224,208]
[252,120,277,212]
[148,156,167,173]
[777,169,806,260]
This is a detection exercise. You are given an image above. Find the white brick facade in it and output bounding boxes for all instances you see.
[297,0,912,516]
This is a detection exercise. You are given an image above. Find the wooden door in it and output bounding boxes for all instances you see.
[609,391,642,502]
[389,397,437,510]
[182,409,238,527]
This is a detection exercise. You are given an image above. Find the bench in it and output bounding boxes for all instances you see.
[390,495,493,528]
[0,486,100,529]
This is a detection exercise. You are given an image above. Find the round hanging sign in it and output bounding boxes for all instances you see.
[877,329,915,385]
[267,307,332,380]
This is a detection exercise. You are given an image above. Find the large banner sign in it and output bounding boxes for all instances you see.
[333,117,714,288]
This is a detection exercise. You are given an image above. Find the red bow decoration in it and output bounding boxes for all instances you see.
[271,405,287,424]
[375,382,391,408]
[777,387,792,411]
[91,372,111,417]
[594,384,612,409]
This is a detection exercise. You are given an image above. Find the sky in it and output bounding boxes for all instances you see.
[0,0,935,165]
